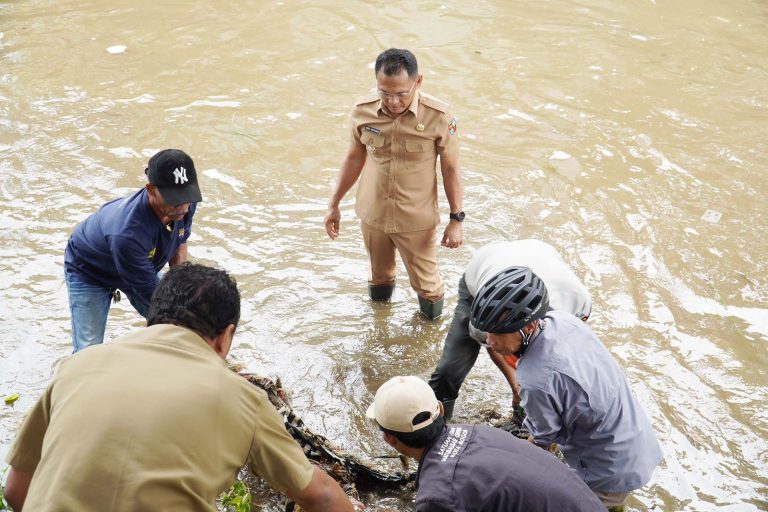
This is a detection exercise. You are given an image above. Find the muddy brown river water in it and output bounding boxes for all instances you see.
[1,1,766,510]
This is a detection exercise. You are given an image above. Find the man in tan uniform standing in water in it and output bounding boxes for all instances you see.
[324,48,464,320]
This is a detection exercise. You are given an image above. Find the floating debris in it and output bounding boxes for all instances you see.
[234,370,412,510]
[549,150,572,160]
[701,209,722,223]
[238,372,562,510]
[106,45,127,54]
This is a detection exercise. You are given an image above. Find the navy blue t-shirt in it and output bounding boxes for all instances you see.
[64,188,195,305]
[414,424,605,512]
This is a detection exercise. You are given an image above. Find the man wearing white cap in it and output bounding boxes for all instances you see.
[366,376,605,512]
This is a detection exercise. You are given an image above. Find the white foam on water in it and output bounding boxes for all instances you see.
[108,147,141,158]
[114,94,155,104]
[550,150,572,160]
[630,245,768,336]
[202,168,245,191]
[495,109,535,122]
[596,145,614,157]
[166,99,241,112]
[618,184,637,195]
[627,213,648,231]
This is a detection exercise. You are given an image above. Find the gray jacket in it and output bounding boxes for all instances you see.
[518,310,663,493]
[414,424,606,511]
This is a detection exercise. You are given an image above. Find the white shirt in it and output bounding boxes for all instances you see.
[464,239,592,343]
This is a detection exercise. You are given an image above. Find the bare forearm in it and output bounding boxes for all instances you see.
[5,466,32,511]
[329,150,366,207]
[169,243,188,267]
[289,467,356,512]
[324,145,366,240]
[438,153,465,248]
[440,154,463,213]
[487,348,516,390]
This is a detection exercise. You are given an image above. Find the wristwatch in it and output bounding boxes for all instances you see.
[449,211,465,222]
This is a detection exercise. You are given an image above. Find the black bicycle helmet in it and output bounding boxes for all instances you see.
[470,266,549,334]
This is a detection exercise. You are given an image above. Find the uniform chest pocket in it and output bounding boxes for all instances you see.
[405,139,431,152]
[405,138,435,167]
[361,132,384,151]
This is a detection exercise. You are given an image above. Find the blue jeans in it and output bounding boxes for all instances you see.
[64,269,150,353]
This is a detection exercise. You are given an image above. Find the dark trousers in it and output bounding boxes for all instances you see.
[428,276,481,402]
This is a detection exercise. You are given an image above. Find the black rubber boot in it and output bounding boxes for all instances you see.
[441,399,456,422]
[418,296,444,320]
[368,284,395,301]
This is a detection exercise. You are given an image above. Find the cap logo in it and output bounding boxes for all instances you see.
[173,167,189,185]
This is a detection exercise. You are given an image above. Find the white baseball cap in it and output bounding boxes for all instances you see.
[366,376,441,433]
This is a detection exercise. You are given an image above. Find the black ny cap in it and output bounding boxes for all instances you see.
[146,149,203,205]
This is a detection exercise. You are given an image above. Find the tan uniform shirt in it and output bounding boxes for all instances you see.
[351,91,459,233]
[6,324,314,511]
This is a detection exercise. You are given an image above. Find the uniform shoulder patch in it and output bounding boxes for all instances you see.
[355,93,380,106]
[419,92,450,113]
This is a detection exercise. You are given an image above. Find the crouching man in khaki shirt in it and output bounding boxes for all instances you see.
[4,263,358,512]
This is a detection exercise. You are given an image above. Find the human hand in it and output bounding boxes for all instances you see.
[349,496,366,511]
[324,205,341,239]
[440,221,463,248]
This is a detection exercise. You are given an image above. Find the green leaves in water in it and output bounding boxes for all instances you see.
[220,480,252,512]
[3,395,19,406]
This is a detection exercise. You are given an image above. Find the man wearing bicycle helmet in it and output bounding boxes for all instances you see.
[429,239,591,419]
[470,266,663,511]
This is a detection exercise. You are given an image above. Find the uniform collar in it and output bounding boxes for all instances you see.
[137,324,225,364]
[414,424,448,490]
[408,90,421,116]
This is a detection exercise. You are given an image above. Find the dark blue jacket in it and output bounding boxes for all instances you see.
[64,188,195,306]
[414,424,605,512]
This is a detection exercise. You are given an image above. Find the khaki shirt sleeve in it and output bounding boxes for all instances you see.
[349,108,363,147]
[436,111,459,156]
[246,394,314,495]
[5,384,53,473]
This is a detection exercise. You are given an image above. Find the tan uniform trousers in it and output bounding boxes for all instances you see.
[361,221,444,302]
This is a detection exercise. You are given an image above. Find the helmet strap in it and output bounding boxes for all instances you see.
[513,319,543,358]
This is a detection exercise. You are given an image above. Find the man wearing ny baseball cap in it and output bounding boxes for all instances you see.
[366,376,604,512]
[64,149,202,352]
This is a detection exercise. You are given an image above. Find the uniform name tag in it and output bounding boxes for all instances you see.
[363,126,381,135]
